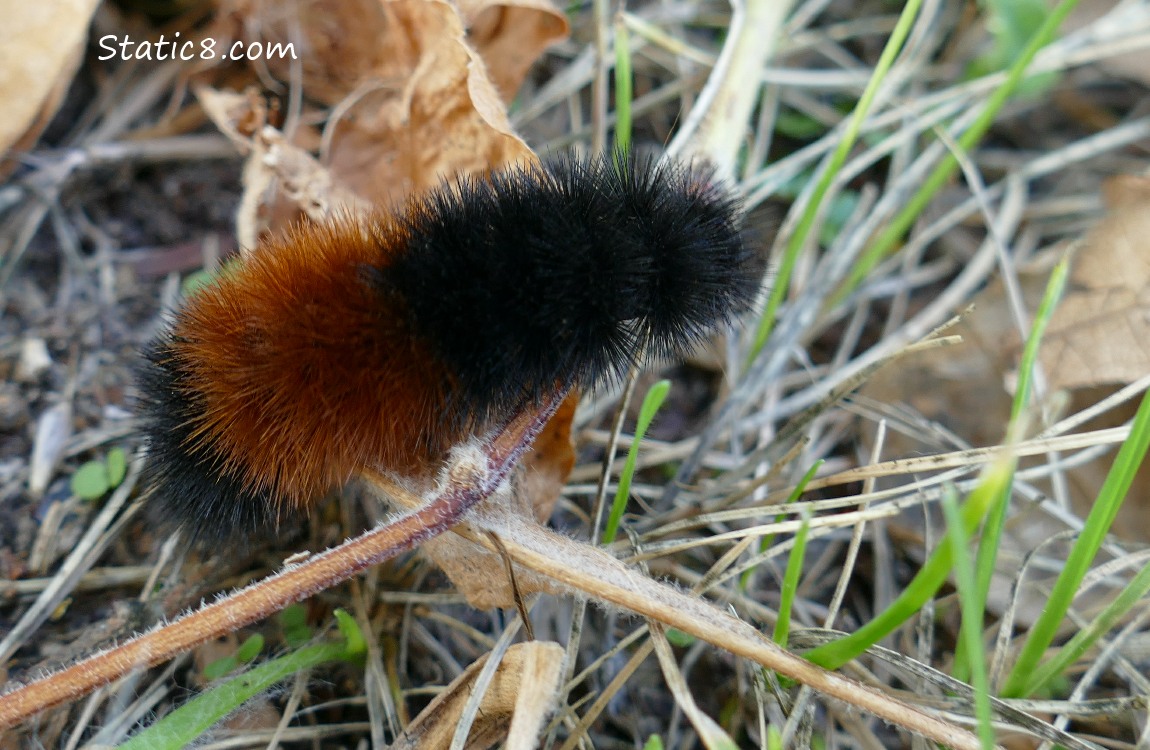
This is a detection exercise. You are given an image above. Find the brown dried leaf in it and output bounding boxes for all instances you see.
[1040,180,1150,391]
[213,0,392,105]
[516,392,578,522]
[197,86,371,245]
[1101,173,1150,210]
[199,0,558,219]
[420,389,574,609]
[194,86,264,149]
[0,0,100,175]
[211,0,564,107]
[455,0,569,102]
[860,284,1018,453]
[1032,175,1150,544]
[418,499,567,609]
[324,0,537,205]
[392,641,565,750]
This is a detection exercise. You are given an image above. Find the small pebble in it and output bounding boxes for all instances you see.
[15,338,52,382]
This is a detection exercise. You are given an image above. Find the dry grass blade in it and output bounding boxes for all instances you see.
[391,641,565,750]
[0,459,142,665]
[649,621,733,747]
[367,471,985,749]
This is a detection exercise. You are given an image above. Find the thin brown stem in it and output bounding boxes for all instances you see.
[0,392,566,729]
[366,474,986,750]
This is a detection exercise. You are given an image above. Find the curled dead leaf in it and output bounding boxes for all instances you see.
[198,86,371,246]
[213,0,392,105]
[323,0,537,204]
[455,0,569,102]
[0,0,100,176]
[211,0,565,107]
[392,641,565,750]
[198,0,560,225]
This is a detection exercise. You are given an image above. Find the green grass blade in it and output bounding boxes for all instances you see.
[773,508,810,648]
[1001,386,1150,697]
[954,255,1069,681]
[941,488,995,750]
[804,458,1015,670]
[613,18,633,154]
[1022,555,1150,698]
[1006,256,1070,436]
[119,611,365,750]
[603,380,670,544]
[746,0,924,362]
[838,0,1079,299]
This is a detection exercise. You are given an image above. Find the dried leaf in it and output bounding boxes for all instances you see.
[1016,187,1150,543]
[418,499,566,609]
[0,0,100,174]
[29,402,73,498]
[516,392,577,522]
[424,393,573,604]
[393,641,565,750]
[1040,180,1150,391]
[213,0,393,105]
[324,0,537,205]
[860,288,1017,453]
[456,0,569,102]
[197,86,371,245]
[211,0,565,106]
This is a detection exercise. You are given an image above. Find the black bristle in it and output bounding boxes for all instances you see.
[136,150,763,543]
[381,151,761,419]
[137,335,289,543]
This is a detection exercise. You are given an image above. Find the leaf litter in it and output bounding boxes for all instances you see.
[1,0,1150,748]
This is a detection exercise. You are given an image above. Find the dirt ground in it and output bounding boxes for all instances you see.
[3,1,1150,748]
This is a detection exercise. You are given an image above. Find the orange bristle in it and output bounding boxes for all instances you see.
[138,153,762,542]
[141,214,465,532]
[183,215,463,501]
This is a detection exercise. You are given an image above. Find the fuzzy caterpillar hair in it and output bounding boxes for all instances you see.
[137,153,763,540]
